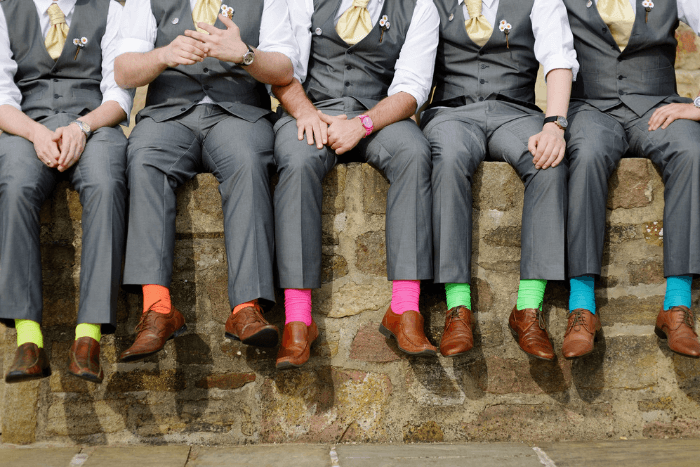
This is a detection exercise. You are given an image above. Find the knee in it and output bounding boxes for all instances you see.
[0,174,38,205]
[567,143,613,175]
[274,143,328,180]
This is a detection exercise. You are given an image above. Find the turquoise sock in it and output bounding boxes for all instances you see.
[445,283,471,309]
[569,275,596,314]
[663,275,692,310]
[516,279,547,310]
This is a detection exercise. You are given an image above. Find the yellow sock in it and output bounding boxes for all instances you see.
[15,319,43,348]
[75,323,101,342]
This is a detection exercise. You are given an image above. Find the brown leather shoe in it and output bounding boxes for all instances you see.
[225,304,279,348]
[562,309,601,359]
[655,306,700,358]
[379,307,437,357]
[440,306,475,357]
[508,306,555,361]
[68,337,104,383]
[276,321,319,370]
[120,306,187,362]
[5,343,51,383]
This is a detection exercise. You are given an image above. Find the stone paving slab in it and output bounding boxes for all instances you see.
[538,439,700,467]
[187,445,330,467]
[335,443,542,467]
[82,446,190,467]
[0,447,81,467]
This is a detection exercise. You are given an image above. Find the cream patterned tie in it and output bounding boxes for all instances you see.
[45,3,69,60]
[192,0,222,34]
[336,0,373,46]
[465,0,492,47]
[597,0,635,51]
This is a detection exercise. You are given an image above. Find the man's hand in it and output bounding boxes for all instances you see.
[528,123,566,170]
[296,109,328,149]
[159,35,207,67]
[30,125,60,168]
[318,112,365,155]
[185,15,248,64]
[648,103,700,131]
[52,123,86,172]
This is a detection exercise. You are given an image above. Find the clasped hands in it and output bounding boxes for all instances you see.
[160,14,248,67]
[33,122,85,172]
[297,110,366,155]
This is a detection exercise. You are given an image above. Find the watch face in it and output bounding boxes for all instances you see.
[556,116,568,129]
[694,96,700,108]
[242,51,254,66]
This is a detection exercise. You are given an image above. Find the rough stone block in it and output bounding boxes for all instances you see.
[627,259,665,286]
[195,373,255,390]
[468,357,571,395]
[608,159,653,209]
[355,231,387,276]
[363,164,389,215]
[598,296,662,325]
[403,421,445,443]
[104,369,187,393]
[321,254,349,284]
[350,322,401,363]
[47,400,127,436]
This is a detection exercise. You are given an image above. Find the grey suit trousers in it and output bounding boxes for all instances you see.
[273,97,433,289]
[567,99,700,278]
[422,101,568,284]
[0,113,127,331]
[122,104,276,308]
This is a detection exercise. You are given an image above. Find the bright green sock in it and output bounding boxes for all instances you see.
[445,283,471,309]
[75,323,101,342]
[15,319,43,348]
[516,279,547,310]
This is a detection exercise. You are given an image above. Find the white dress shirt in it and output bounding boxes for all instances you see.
[460,0,579,79]
[593,0,700,35]
[0,0,132,119]
[117,0,297,105]
[289,0,440,109]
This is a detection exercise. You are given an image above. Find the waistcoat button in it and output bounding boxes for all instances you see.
[478,97,484,101]
[480,79,486,84]
[53,94,59,99]
[344,81,350,87]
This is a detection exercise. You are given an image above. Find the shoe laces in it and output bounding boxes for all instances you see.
[135,309,155,334]
[537,308,546,330]
[568,309,585,332]
[447,307,463,320]
[681,307,696,331]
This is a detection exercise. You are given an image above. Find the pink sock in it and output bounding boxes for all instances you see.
[284,288,313,326]
[390,280,421,315]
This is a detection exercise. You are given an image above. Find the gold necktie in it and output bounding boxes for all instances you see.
[45,3,69,60]
[336,0,373,46]
[597,0,635,51]
[465,0,492,47]
[192,0,222,34]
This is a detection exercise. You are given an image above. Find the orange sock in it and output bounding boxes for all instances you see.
[143,284,171,314]
[232,300,258,315]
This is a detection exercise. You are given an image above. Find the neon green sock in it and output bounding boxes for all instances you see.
[445,283,471,309]
[15,319,43,348]
[75,323,101,342]
[516,279,547,310]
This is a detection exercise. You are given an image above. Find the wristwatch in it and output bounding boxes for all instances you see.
[357,114,374,137]
[71,120,91,138]
[543,115,568,130]
[240,45,255,66]
[693,96,700,109]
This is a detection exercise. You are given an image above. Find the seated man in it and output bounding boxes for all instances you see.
[563,0,700,358]
[272,0,440,368]
[0,0,132,383]
[114,0,295,361]
[423,0,577,359]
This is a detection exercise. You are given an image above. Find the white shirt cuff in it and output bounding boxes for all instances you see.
[388,86,425,111]
[0,99,21,111]
[116,38,154,57]
[102,89,134,122]
[542,56,579,83]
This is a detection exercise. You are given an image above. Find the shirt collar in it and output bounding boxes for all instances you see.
[457,0,497,9]
[35,0,77,16]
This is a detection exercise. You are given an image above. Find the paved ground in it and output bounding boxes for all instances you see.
[1,439,699,466]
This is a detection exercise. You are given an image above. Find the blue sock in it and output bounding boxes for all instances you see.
[569,275,596,314]
[663,275,692,310]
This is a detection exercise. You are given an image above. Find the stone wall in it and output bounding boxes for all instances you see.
[2,25,700,447]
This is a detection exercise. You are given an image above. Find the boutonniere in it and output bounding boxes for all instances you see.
[642,1,653,23]
[379,15,390,43]
[220,4,234,19]
[72,37,87,60]
[498,20,512,48]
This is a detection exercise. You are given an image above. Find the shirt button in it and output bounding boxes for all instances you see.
[480,79,486,84]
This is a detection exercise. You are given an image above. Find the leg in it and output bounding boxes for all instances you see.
[67,126,128,332]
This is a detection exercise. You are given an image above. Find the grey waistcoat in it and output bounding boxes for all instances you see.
[141,0,270,123]
[563,0,679,115]
[303,0,417,109]
[431,0,539,111]
[1,0,108,120]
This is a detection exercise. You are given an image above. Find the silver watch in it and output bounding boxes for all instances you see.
[241,45,255,66]
[694,96,700,109]
[71,120,91,138]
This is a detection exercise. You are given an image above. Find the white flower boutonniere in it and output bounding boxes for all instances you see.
[220,4,234,19]
[498,20,512,48]
[379,15,390,43]
[72,37,88,60]
[642,1,654,23]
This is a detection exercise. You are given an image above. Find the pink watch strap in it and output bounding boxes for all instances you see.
[358,115,374,137]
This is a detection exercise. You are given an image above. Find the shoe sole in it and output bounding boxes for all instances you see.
[508,325,555,361]
[120,324,188,363]
[440,348,473,358]
[276,360,303,370]
[67,370,103,384]
[655,326,700,358]
[5,365,52,384]
[378,324,437,357]
[225,328,279,348]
